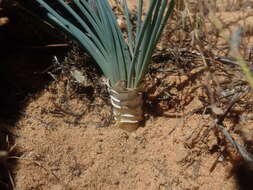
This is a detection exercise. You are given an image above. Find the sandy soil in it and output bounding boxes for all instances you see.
[13,78,237,190]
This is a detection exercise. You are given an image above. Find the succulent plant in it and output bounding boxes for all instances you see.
[34,0,175,130]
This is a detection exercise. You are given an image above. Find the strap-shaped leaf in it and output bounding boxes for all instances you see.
[127,0,157,87]
[122,0,134,56]
[136,0,143,40]
[134,0,175,87]
[135,0,167,86]
[35,0,110,77]
[57,0,109,60]
[34,0,174,88]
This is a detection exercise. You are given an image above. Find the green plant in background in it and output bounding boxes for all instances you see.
[34,0,175,130]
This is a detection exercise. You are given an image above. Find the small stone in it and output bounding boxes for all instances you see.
[117,18,127,29]
[174,144,188,163]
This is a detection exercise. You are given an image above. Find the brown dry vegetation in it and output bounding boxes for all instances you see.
[0,0,253,190]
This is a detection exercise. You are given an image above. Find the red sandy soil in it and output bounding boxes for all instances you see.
[13,77,238,190]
